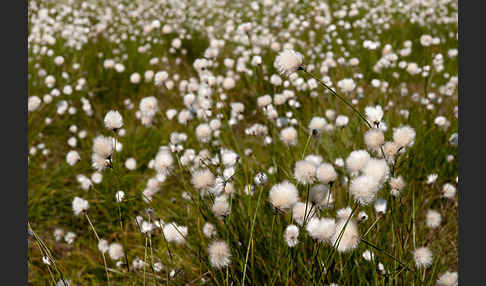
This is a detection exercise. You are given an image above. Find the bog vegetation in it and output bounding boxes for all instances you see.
[28,0,458,285]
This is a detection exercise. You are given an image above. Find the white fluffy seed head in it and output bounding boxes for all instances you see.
[413,247,433,268]
[93,135,114,159]
[275,49,304,76]
[104,110,123,130]
[163,223,187,244]
[284,224,300,247]
[280,127,298,146]
[383,141,400,159]
[309,184,333,208]
[364,129,385,150]
[393,126,416,147]
[125,158,137,170]
[442,183,456,199]
[195,123,212,143]
[331,218,360,252]
[436,271,458,286]
[306,217,336,244]
[72,196,89,216]
[292,202,315,226]
[108,243,124,260]
[349,175,380,206]
[154,149,174,173]
[212,198,230,218]
[426,210,442,228]
[98,239,109,253]
[269,181,299,211]
[365,105,384,125]
[203,223,217,238]
[66,150,80,166]
[208,240,231,269]
[346,150,371,174]
[309,117,327,135]
[191,169,215,192]
[362,158,389,186]
[374,198,387,214]
[316,163,337,184]
[294,160,317,184]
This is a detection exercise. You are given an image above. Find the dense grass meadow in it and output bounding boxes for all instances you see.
[28,0,458,285]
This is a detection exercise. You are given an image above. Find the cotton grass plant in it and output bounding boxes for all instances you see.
[28,0,458,284]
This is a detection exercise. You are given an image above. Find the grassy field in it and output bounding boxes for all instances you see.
[28,0,458,285]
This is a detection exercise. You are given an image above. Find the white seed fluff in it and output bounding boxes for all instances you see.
[191,169,215,191]
[393,126,416,147]
[364,129,385,150]
[275,49,303,76]
[413,247,433,268]
[93,135,114,159]
[362,158,389,186]
[125,158,137,170]
[66,150,81,166]
[316,163,337,184]
[294,160,317,184]
[426,210,442,229]
[104,110,124,130]
[284,224,300,247]
[280,126,298,146]
[442,183,456,199]
[163,223,187,245]
[108,243,124,260]
[309,184,333,208]
[208,240,231,269]
[203,223,217,238]
[365,105,384,125]
[346,150,371,174]
[349,175,380,206]
[331,218,360,252]
[306,217,336,244]
[269,181,299,211]
[436,271,458,286]
[72,196,89,216]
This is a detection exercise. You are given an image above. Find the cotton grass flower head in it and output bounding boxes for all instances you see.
[212,196,230,218]
[364,129,385,150]
[393,126,416,147]
[331,217,360,252]
[269,180,299,211]
[104,110,123,131]
[275,49,304,76]
[98,239,109,253]
[191,169,215,194]
[309,117,327,135]
[294,160,317,184]
[163,223,187,245]
[208,240,231,269]
[316,163,337,184]
[284,224,300,247]
[66,150,80,166]
[203,222,216,238]
[349,175,380,206]
[108,243,124,260]
[389,176,406,197]
[365,105,384,126]
[436,271,458,286]
[442,183,456,199]
[306,217,336,244]
[93,135,114,159]
[374,198,387,214]
[292,202,316,225]
[413,247,433,268]
[362,158,389,186]
[345,150,371,174]
[72,196,89,216]
[280,126,298,146]
[309,184,333,208]
[426,209,442,228]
